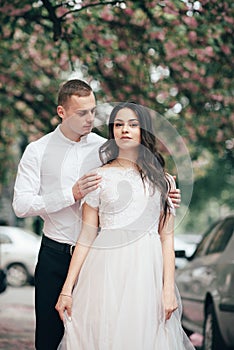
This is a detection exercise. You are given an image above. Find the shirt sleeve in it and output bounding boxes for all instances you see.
[12,143,75,218]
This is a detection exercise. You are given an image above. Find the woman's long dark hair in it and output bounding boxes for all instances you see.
[99,102,171,221]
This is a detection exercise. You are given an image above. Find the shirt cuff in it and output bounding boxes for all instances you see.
[42,187,75,213]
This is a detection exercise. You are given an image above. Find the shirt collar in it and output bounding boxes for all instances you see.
[56,125,88,145]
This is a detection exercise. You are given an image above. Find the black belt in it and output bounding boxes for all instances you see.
[42,235,75,256]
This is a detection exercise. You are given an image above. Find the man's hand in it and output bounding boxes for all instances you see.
[72,172,102,201]
[169,188,181,208]
[169,176,181,209]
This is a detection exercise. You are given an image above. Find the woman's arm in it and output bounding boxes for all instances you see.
[159,213,178,321]
[55,202,99,321]
[159,174,178,320]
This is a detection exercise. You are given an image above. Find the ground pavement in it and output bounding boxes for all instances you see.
[0,286,35,350]
[0,286,202,350]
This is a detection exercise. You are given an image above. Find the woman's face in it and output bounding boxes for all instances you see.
[113,108,141,150]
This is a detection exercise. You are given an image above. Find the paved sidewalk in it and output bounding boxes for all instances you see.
[0,286,202,350]
[0,286,35,350]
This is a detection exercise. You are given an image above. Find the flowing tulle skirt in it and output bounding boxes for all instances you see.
[58,231,194,350]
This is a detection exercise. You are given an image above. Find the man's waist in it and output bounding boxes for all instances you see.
[41,235,75,256]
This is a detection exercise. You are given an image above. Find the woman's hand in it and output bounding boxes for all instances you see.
[163,288,178,321]
[55,293,73,322]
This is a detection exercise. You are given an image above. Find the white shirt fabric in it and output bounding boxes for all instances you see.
[13,125,106,244]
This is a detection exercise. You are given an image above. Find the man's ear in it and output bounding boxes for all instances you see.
[57,105,65,119]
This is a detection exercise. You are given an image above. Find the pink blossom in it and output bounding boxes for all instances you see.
[170,62,182,71]
[188,31,197,43]
[176,48,189,57]
[101,9,114,22]
[57,7,68,17]
[191,73,201,81]
[124,86,132,93]
[125,8,134,16]
[115,55,128,64]
[183,82,199,93]
[183,16,198,28]
[7,4,31,16]
[184,61,197,72]
[224,16,234,24]
[150,31,165,41]
[165,41,177,59]
[216,129,223,142]
[187,126,197,141]
[147,1,158,9]
[221,45,231,55]
[206,77,215,89]
[198,125,208,136]
[204,46,214,57]
[182,71,190,79]
[211,94,223,102]
[148,92,155,98]
[164,6,178,15]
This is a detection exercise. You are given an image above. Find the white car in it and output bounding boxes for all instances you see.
[0,226,41,287]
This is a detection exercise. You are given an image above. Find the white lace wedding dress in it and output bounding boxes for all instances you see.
[58,167,195,350]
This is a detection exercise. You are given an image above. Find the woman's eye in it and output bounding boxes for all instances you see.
[129,123,139,127]
[114,123,123,127]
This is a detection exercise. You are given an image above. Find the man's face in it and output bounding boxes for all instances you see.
[58,92,96,141]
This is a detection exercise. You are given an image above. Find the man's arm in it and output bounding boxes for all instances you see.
[13,144,101,218]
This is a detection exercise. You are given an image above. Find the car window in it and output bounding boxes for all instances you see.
[0,233,12,244]
[194,221,221,258]
[206,218,234,254]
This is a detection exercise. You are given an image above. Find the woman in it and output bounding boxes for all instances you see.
[56,102,195,349]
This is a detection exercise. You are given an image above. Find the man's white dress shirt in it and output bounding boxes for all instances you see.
[13,126,106,244]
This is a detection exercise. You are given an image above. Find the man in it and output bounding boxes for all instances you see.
[13,79,180,349]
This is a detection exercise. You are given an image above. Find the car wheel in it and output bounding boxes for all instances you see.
[203,303,227,350]
[6,263,29,287]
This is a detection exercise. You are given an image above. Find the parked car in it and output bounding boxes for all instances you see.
[174,234,202,269]
[0,226,41,287]
[0,268,7,293]
[176,215,234,350]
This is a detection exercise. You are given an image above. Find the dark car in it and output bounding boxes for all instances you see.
[0,268,7,293]
[0,238,7,294]
[176,215,234,350]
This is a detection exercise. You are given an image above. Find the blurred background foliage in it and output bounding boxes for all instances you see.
[0,0,233,233]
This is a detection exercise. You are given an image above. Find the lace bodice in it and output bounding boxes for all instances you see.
[85,167,166,233]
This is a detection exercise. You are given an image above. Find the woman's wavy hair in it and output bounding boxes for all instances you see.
[99,102,171,220]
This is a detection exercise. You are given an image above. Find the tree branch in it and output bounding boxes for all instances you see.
[41,0,63,41]
[60,0,125,19]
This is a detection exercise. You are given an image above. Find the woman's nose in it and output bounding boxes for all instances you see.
[122,123,129,132]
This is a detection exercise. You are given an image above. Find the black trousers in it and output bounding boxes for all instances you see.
[34,244,72,350]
